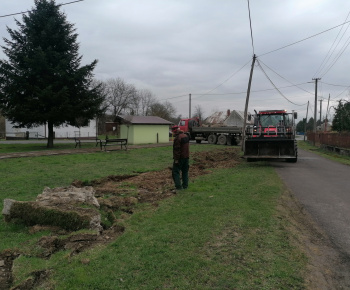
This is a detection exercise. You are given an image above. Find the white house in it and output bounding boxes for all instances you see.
[5,119,97,139]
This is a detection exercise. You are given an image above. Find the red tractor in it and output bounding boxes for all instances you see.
[244,109,298,162]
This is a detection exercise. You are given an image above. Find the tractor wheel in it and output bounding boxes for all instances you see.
[287,144,298,163]
[207,134,217,144]
[217,134,227,145]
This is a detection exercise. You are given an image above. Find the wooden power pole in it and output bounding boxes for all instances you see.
[242,54,256,151]
[304,101,309,142]
[312,78,321,145]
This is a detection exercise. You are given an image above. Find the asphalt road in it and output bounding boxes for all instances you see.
[273,148,350,256]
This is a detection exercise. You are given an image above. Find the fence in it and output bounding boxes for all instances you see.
[1,131,44,140]
[307,132,350,149]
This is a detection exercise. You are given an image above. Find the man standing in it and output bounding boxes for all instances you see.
[172,128,190,190]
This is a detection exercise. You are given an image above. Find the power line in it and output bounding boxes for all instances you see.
[258,19,350,57]
[163,94,188,100]
[0,0,84,18]
[321,81,350,87]
[257,59,313,95]
[313,11,350,77]
[247,0,255,54]
[256,58,307,106]
[194,83,311,95]
[335,87,350,98]
[188,58,252,101]
[163,82,312,101]
[320,36,350,77]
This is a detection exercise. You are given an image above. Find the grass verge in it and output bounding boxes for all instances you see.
[298,140,350,165]
[1,146,306,289]
[45,164,305,289]
[0,142,85,153]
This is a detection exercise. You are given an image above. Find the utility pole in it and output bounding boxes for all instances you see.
[325,94,330,131]
[189,93,191,118]
[319,99,323,125]
[304,101,309,141]
[312,78,321,145]
[242,54,256,151]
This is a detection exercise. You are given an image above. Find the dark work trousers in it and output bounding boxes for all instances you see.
[172,158,189,189]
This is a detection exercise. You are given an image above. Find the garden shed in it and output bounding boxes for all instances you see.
[114,115,173,145]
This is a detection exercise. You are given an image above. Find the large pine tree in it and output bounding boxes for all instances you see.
[0,0,103,147]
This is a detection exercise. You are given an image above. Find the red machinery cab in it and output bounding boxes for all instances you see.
[244,110,298,162]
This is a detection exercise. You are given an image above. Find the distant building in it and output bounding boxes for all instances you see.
[4,119,97,139]
[204,110,252,126]
[113,115,173,145]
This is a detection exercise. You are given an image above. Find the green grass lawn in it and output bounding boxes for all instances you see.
[0,141,83,153]
[1,145,306,289]
[298,140,350,165]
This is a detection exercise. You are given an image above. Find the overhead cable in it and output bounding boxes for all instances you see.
[247,0,255,54]
[321,81,350,87]
[163,94,188,100]
[188,58,252,101]
[313,11,350,77]
[320,36,350,77]
[258,20,350,57]
[0,0,84,18]
[164,82,312,101]
[258,59,313,94]
[256,58,307,106]
[191,83,312,96]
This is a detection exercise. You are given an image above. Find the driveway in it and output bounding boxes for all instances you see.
[273,149,350,256]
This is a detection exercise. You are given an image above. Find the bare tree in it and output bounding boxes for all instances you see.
[137,89,156,116]
[105,78,137,116]
[91,79,109,113]
[149,101,176,121]
[193,105,205,121]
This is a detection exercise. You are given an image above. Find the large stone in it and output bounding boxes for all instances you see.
[36,186,100,208]
[1,199,15,216]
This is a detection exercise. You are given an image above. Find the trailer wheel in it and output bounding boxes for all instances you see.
[207,134,217,144]
[217,134,227,145]
[196,140,202,144]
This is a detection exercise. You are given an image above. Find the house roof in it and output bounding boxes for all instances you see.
[205,110,252,126]
[116,115,173,125]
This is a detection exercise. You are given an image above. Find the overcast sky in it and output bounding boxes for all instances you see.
[1,0,350,121]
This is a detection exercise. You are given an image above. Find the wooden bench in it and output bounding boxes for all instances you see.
[74,136,101,148]
[101,138,128,151]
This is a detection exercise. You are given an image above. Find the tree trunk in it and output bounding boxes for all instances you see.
[47,121,54,148]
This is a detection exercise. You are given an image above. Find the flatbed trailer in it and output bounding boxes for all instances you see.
[190,126,242,145]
